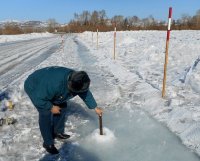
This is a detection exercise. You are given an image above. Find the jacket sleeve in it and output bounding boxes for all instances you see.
[78,90,97,109]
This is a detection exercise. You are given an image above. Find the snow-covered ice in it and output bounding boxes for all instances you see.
[0,31,200,160]
[87,127,116,143]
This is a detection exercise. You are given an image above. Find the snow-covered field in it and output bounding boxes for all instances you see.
[0,31,200,161]
[0,32,53,44]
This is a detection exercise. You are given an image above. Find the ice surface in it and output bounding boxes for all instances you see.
[1,31,200,160]
[87,127,116,143]
[73,108,200,161]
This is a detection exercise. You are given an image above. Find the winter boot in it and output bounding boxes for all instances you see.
[55,133,70,139]
[43,143,59,155]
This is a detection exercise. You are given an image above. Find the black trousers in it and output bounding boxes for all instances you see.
[38,102,67,145]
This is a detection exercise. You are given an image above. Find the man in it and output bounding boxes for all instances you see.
[24,66,103,155]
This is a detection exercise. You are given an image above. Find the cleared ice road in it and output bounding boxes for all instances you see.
[0,36,61,90]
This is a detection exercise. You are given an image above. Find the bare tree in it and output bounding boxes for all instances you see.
[0,28,3,35]
[3,23,23,35]
[128,16,140,26]
[91,11,99,26]
[141,15,155,28]
[47,19,58,32]
[196,9,200,26]
[111,15,124,26]
[74,13,79,21]
[123,18,129,28]
[82,11,91,25]
[181,14,192,25]
[99,10,107,25]
[196,9,200,16]
[73,13,79,25]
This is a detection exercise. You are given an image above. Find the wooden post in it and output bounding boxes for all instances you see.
[62,38,64,53]
[162,7,172,98]
[92,32,94,44]
[99,115,103,135]
[113,25,117,59]
[97,27,99,49]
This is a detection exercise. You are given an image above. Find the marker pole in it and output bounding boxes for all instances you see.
[113,25,117,59]
[97,27,99,49]
[92,32,94,44]
[162,7,172,98]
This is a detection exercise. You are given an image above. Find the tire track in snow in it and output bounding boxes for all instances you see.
[0,37,58,71]
[0,37,56,60]
[0,36,60,90]
[0,40,52,65]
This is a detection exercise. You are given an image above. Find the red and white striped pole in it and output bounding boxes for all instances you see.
[113,23,117,59]
[162,7,172,98]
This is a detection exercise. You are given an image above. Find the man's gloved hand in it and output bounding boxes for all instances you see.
[51,105,61,114]
[95,107,103,116]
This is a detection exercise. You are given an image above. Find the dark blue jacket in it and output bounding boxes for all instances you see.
[24,66,97,111]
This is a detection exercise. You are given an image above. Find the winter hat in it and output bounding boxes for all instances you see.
[68,71,90,93]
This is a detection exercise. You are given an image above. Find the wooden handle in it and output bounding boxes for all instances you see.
[99,115,103,135]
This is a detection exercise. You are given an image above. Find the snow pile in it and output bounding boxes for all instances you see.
[88,127,116,143]
[0,32,54,43]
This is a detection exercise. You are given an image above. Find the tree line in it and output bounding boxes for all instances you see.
[66,9,200,32]
[1,9,200,35]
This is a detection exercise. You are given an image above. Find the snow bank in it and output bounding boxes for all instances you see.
[0,32,54,43]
